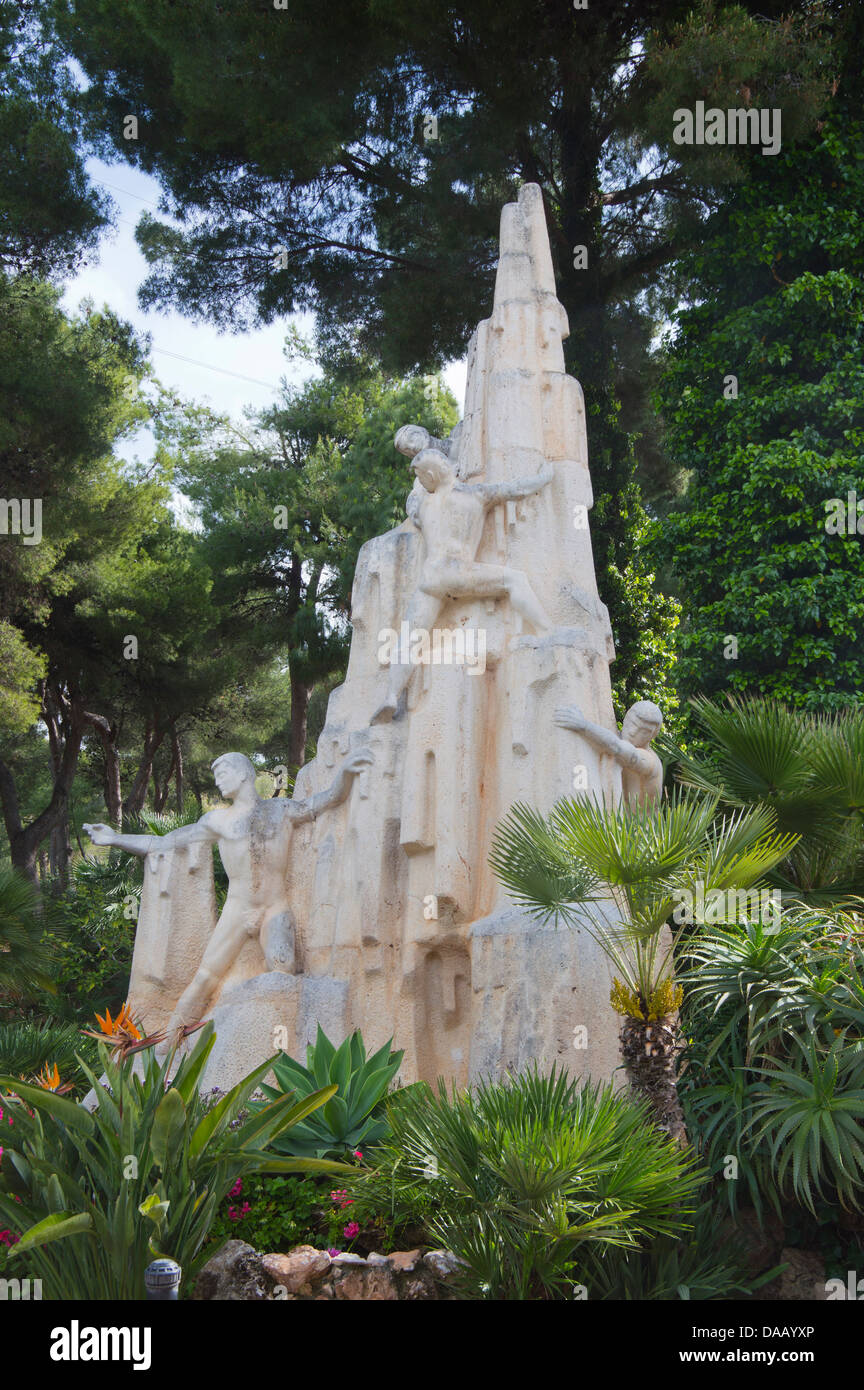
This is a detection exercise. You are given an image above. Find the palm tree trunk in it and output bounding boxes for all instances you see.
[620,1013,688,1144]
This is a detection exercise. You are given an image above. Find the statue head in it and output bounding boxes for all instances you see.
[395,424,431,458]
[412,447,453,493]
[211,752,258,800]
[621,701,663,749]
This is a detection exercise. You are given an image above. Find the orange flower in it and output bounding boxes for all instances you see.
[94,1002,142,1042]
[33,1063,73,1095]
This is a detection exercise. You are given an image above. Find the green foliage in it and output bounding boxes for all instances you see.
[41,854,139,1020]
[0,0,109,276]
[0,866,53,1000]
[667,696,864,901]
[490,789,795,1007]
[0,1020,99,1091]
[362,1066,704,1300]
[678,905,864,1218]
[204,1172,328,1256]
[582,1202,771,1300]
[44,0,818,712]
[655,99,864,708]
[0,1025,351,1299]
[259,1027,404,1159]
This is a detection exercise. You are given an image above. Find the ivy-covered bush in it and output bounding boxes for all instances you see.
[655,106,864,709]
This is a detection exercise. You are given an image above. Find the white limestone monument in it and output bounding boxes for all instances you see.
[85,183,649,1091]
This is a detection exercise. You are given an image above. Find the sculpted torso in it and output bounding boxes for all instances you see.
[203,799,297,906]
[418,484,486,562]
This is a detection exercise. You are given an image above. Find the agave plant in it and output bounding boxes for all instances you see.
[0,1023,351,1299]
[489,790,796,1137]
[257,1026,404,1158]
[667,696,864,903]
[361,1065,705,1300]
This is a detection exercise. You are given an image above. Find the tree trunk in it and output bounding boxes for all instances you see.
[0,684,87,882]
[123,721,167,818]
[620,1014,688,1145]
[172,730,184,813]
[83,710,122,828]
[288,672,311,769]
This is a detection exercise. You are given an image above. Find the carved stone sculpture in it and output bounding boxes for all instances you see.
[554,700,664,806]
[91,183,643,1093]
[83,747,370,1053]
[371,449,553,722]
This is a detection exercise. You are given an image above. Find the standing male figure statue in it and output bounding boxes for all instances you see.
[84,747,371,1048]
[372,444,555,722]
[554,700,664,806]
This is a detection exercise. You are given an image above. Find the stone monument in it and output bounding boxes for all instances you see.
[86,183,631,1092]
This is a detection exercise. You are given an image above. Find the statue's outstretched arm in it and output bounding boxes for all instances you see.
[83,816,218,857]
[288,750,373,826]
[476,465,554,508]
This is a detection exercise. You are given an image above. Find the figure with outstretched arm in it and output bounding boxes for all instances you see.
[554,700,664,807]
[372,444,554,723]
[84,746,372,1051]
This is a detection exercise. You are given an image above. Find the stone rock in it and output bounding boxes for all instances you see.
[756,1248,828,1301]
[261,1246,331,1294]
[332,1265,400,1301]
[195,1243,463,1301]
[423,1249,464,1280]
[389,1248,423,1272]
[192,1241,273,1301]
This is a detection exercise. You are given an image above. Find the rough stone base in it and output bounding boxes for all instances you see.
[193,1240,463,1301]
[201,972,350,1092]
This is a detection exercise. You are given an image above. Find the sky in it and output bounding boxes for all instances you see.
[62,159,468,465]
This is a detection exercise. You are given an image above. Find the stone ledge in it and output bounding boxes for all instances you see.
[193,1239,464,1301]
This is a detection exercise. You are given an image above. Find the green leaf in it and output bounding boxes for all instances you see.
[10,1210,93,1255]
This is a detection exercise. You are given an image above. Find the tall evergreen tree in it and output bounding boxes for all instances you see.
[47,0,829,708]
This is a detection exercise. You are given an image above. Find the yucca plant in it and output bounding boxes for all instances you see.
[747,1032,864,1214]
[490,790,796,1137]
[0,1023,352,1299]
[667,696,864,903]
[256,1026,404,1158]
[678,905,864,1217]
[362,1065,705,1300]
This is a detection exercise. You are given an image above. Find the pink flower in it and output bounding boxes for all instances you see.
[343,1221,360,1240]
[329,1188,354,1210]
[353,1150,363,1160]
[229,1179,243,1198]
[0,1230,19,1246]
[327,1247,341,1257]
